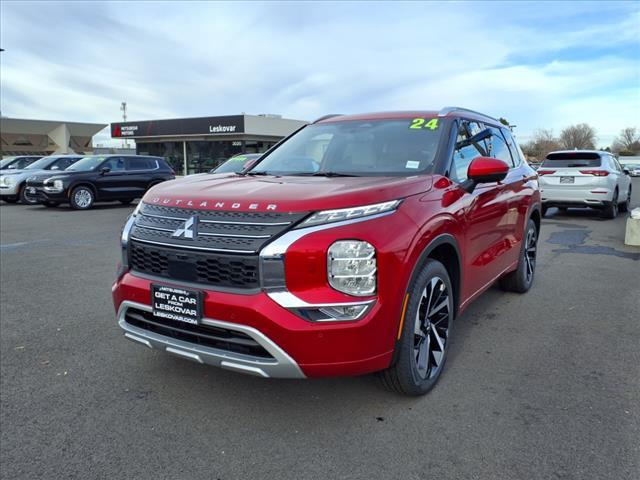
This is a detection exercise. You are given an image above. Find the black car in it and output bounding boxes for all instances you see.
[25,154,175,209]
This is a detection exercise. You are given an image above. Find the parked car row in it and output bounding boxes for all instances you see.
[0,154,175,209]
[538,150,633,218]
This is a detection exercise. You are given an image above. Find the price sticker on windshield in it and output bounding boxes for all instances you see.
[409,118,439,130]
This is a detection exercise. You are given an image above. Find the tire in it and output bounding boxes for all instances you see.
[1,196,19,203]
[541,206,548,217]
[19,185,39,205]
[603,189,618,219]
[499,218,538,293]
[377,259,454,396]
[119,199,134,205]
[69,186,95,210]
[43,201,60,208]
[619,187,632,213]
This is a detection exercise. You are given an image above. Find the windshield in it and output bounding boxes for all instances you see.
[214,154,261,173]
[65,156,108,172]
[250,118,443,176]
[0,158,16,169]
[25,156,57,170]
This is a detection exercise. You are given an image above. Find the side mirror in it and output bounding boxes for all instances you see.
[100,167,111,175]
[462,157,509,193]
[623,168,630,175]
[50,165,60,170]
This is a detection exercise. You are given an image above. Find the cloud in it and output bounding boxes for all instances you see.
[1,1,638,147]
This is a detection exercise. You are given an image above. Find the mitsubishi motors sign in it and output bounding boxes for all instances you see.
[111,115,244,138]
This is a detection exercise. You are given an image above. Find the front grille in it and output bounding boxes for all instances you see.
[129,240,260,288]
[130,203,308,253]
[124,307,273,359]
[127,203,308,289]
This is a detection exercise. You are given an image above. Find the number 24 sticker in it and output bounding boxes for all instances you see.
[409,118,439,130]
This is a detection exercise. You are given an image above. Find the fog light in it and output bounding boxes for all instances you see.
[328,240,376,296]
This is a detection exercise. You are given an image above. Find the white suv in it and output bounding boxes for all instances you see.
[538,150,632,219]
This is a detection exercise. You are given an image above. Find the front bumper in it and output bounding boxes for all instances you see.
[118,300,306,378]
[24,186,67,203]
[0,184,20,196]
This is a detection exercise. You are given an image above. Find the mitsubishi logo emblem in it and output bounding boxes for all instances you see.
[172,216,198,239]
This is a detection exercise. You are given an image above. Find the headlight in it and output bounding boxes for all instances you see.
[2,176,16,186]
[299,200,401,228]
[43,178,64,192]
[328,240,376,296]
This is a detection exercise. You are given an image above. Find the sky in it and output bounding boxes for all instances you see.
[1,1,639,147]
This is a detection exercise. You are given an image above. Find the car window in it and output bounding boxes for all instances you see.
[450,121,485,183]
[500,128,523,167]
[611,155,622,173]
[486,127,514,167]
[101,157,126,172]
[126,157,154,170]
[50,157,79,171]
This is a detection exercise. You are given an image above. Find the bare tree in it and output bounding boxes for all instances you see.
[521,129,561,162]
[559,124,597,150]
[612,127,640,154]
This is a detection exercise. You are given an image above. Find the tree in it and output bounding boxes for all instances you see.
[612,127,640,154]
[498,117,510,126]
[559,124,597,150]
[521,129,561,162]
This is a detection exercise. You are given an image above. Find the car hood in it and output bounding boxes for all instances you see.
[0,168,49,178]
[143,174,433,212]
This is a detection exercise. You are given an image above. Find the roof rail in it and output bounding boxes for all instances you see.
[438,106,498,123]
[312,114,343,123]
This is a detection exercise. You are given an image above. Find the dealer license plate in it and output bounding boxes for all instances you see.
[560,176,574,184]
[151,284,202,325]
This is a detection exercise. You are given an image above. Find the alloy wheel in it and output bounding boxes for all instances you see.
[74,189,92,208]
[413,276,450,379]
[524,226,537,282]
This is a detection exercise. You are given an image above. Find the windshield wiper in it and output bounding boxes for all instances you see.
[243,171,270,176]
[294,171,361,177]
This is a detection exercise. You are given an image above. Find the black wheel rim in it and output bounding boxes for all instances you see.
[524,227,537,282]
[413,276,450,379]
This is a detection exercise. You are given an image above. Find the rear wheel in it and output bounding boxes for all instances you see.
[619,187,632,213]
[19,185,38,205]
[377,259,454,396]
[70,186,95,210]
[603,189,618,219]
[499,218,538,293]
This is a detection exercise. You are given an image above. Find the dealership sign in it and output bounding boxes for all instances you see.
[111,115,244,138]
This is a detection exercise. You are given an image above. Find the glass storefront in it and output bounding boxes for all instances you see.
[136,140,276,175]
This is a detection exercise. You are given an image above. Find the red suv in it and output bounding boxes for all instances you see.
[112,107,541,395]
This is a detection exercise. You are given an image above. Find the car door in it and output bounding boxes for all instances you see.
[449,120,512,300]
[125,156,155,197]
[612,155,631,200]
[94,157,128,199]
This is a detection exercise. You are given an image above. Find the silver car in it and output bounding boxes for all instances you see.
[0,155,83,204]
[538,150,632,219]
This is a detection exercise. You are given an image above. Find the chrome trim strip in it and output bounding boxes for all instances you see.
[136,224,174,233]
[266,291,375,309]
[260,210,394,258]
[130,236,255,254]
[198,231,271,239]
[141,211,291,227]
[117,300,305,379]
[124,332,152,348]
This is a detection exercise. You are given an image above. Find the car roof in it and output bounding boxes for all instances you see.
[315,107,500,126]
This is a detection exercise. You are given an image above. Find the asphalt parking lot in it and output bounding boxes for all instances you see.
[1,180,639,480]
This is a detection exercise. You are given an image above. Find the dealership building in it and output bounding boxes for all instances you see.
[1,117,107,157]
[110,114,307,175]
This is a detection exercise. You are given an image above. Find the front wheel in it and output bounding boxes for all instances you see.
[19,186,39,205]
[499,218,538,293]
[70,186,95,210]
[377,259,454,396]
